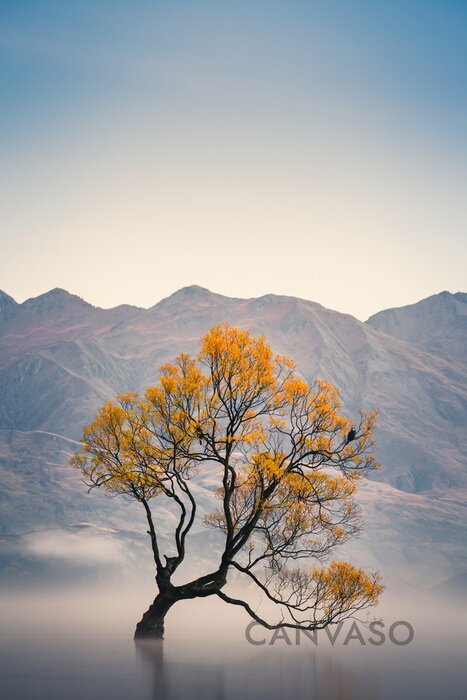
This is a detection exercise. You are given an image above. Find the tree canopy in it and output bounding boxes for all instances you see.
[72,323,382,638]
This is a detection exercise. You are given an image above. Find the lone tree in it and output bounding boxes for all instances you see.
[72,323,382,639]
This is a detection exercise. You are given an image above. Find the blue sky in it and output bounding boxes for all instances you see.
[1,1,466,318]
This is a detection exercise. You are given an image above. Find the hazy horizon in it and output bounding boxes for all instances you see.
[1,282,465,322]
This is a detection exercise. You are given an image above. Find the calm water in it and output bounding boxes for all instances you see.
[1,587,466,700]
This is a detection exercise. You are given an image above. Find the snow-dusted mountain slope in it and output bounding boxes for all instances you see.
[367,291,467,366]
[0,287,465,586]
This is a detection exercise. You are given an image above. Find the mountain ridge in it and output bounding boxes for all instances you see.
[2,285,463,318]
[367,290,467,367]
[0,286,466,586]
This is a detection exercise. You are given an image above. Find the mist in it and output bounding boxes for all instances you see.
[1,570,466,700]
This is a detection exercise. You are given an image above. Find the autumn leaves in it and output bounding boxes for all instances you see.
[72,323,382,636]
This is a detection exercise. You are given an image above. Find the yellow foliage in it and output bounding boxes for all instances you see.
[279,561,383,611]
[72,322,380,614]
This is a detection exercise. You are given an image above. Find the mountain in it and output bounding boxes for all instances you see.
[367,291,467,366]
[0,291,18,321]
[0,288,144,368]
[0,286,466,587]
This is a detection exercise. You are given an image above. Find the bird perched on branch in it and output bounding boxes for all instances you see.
[346,428,356,444]
[195,426,204,445]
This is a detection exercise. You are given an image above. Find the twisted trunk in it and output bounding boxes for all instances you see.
[134,590,178,639]
[134,566,228,639]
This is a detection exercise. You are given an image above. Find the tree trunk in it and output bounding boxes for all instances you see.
[134,592,177,639]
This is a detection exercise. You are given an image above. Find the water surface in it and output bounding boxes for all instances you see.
[1,586,465,700]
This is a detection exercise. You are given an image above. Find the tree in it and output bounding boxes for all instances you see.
[71,323,383,639]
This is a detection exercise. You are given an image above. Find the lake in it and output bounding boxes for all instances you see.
[1,585,466,700]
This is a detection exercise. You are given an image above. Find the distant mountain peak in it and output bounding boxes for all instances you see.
[152,285,230,310]
[172,285,213,297]
[366,289,467,362]
[367,290,466,323]
[21,288,93,313]
[0,290,18,320]
[0,289,17,305]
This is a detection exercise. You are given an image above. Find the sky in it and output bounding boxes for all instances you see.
[0,0,466,320]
